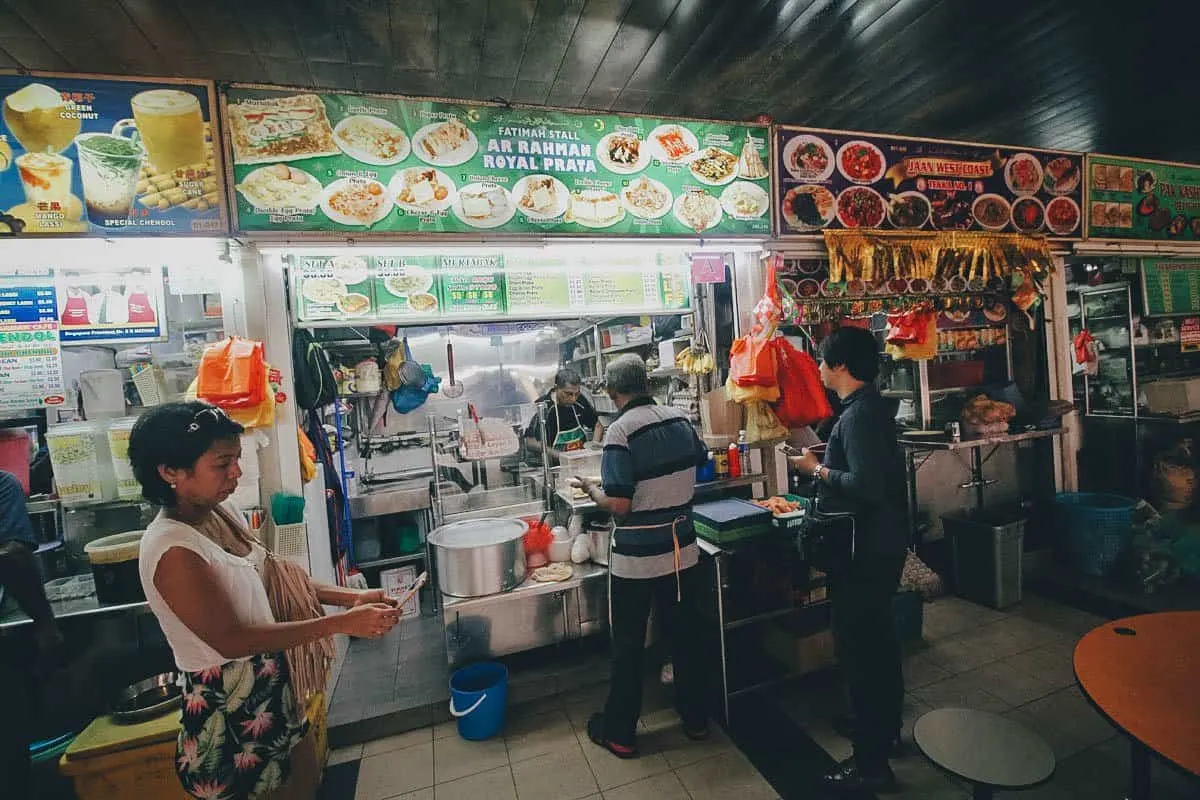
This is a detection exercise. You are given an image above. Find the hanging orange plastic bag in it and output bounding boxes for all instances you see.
[773,339,833,429]
[186,362,276,428]
[197,337,267,409]
[729,334,779,388]
[298,426,317,483]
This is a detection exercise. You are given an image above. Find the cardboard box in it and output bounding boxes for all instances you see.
[1143,377,1200,415]
[700,389,743,438]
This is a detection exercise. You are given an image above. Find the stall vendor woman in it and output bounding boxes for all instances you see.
[524,368,604,456]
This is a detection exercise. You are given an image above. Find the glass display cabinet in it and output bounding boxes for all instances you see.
[1068,284,1138,417]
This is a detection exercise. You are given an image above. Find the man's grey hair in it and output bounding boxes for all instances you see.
[605,354,649,396]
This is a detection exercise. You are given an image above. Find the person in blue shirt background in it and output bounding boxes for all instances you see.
[0,470,63,796]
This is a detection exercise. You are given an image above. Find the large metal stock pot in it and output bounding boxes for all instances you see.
[428,517,528,597]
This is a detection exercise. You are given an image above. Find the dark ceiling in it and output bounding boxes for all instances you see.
[2,0,1197,162]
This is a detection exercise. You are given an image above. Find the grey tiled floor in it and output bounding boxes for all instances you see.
[325,678,779,800]
[780,594,1200,799]
[322,593,1199,799]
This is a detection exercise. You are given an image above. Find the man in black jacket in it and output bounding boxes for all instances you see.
[790,327,906,794]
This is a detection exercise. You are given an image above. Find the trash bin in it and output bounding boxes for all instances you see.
[942,510,1026,609]
[1054,493,1136,577]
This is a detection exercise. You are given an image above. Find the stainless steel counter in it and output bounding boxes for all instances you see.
[442,561,607,610]
[898,427,1066,451]
[441,561,608,665]
[0,589,149,630]
[554,474,770,512]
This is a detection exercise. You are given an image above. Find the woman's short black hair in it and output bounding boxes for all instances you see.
[554,368,582,389]
[821,326,881,383]
[128,401,244,506]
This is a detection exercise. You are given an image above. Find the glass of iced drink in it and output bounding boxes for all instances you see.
[15,151,73,206]
[74,133,144,225]
[112,89,205,175]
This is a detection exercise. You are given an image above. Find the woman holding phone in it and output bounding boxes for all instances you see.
[130,402,402,800]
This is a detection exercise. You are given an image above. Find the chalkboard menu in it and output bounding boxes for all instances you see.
[1140,259,1200,317]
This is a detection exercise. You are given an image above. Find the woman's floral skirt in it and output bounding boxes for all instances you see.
[175,652,309,799]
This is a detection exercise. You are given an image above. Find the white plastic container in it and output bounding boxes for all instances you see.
[46,423,105,505]
[106,418,141,500]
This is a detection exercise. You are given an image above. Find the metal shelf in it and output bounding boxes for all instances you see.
[601,340,654,355]
[356,552,426,571]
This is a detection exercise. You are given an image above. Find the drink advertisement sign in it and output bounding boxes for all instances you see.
[0,72,228,236]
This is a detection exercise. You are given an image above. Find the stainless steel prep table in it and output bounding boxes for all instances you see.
[441,562,608,666]
[899,428,1067,538]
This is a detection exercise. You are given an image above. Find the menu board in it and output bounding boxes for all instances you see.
[0,267,66,411]
[0,72,227,236]
[290,251,690,324]
[224,85,771,237]
[775,127,1084,238]
[1140,259,1200,317]
[1087,154,1200,241]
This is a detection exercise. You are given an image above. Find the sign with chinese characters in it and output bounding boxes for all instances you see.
[774,126,1083,238]
[224,85,771,237]
[0,267,65,411]
[0,72,227,236]
[290,250,691,324]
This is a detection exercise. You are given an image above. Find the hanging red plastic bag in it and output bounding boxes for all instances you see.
[886,311,930,345]
[197,337,267,409]
[772,339,832,428]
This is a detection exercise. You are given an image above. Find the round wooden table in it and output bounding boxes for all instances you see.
[914,708,1055,799]
[1074,612,1200,800]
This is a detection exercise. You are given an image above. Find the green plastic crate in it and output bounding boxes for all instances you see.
[695,519,772,545]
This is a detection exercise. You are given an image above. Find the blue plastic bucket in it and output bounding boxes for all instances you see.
[449,662,508,740]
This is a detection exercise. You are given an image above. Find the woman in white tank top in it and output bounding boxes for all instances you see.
[130,402,403,800]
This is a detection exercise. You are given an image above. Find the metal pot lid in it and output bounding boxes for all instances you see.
[429,518,528,549]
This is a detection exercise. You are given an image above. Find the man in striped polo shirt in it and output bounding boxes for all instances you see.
[572,355,710,759]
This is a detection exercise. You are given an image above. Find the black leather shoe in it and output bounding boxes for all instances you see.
[831,716,909,758]
[820,758,898,794]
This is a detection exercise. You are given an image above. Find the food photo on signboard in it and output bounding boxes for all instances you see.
[0,72,227,236]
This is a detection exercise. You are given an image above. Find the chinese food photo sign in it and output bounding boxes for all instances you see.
[774,127,1083,238]
[223,85,771,237]
[0,72,227,236]
[1087,155,1200,241]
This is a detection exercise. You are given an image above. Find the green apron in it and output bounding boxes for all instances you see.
[551,400,587,452]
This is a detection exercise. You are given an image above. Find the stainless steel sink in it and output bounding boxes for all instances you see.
[348,481,432,519]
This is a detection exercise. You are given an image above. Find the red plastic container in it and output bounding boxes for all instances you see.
[0,431,31,495]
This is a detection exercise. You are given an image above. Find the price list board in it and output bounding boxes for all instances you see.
[0,268,66,412]
[1141,259,1200,317]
